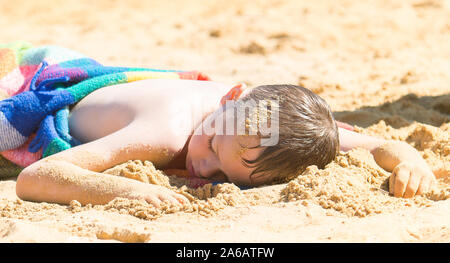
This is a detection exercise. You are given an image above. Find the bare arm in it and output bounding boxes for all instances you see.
[16,122,188,206]
[339,127,436,197]
[338,127,385,153]
[16,160,185,206]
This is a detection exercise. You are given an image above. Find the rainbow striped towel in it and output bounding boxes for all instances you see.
[0,41,209,169]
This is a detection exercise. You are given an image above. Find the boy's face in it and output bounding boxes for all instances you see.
[186,131,265,187]
[186,94,268,187]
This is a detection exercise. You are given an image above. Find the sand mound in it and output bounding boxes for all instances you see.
[102,160,243,219]
[58,132,449,220]
[91,118,449,220]
[282,149,448,217]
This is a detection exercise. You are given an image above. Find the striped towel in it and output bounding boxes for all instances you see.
[0,41,209,170]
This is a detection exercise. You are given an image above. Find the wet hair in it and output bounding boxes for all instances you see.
[238,84,340,184]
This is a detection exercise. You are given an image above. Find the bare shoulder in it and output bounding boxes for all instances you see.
[70,79,231,142]
[71,79,231,112]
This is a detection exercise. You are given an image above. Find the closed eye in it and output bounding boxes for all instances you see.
[207,135,215,152]
[206,135,229,182]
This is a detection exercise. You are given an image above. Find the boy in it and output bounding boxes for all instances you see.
[15,79,436,207]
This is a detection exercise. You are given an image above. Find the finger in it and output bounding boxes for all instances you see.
[394,168,410,198]
[416,176,431,196]
[403,174,421,198]
[174,194,190,205]
[170,194,190,206]
[158,195,179,205]
[159,188,189,205]
[146,197,162,208]
[389,173,395,195]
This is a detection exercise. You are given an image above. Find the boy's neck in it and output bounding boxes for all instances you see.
[164,135,191,169]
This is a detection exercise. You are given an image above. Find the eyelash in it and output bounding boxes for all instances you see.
[207,136,214,151]
[206,136,228,182]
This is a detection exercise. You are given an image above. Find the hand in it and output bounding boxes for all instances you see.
[389,161,436,198]
[128,184,189,208]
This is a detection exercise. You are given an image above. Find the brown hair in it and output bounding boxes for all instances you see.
[238,84,340,184]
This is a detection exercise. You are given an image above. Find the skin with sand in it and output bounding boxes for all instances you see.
[15,79,437,207]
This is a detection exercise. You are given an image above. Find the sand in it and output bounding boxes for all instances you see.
[0,0,449,242]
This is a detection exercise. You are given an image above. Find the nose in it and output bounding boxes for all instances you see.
[197,157,220,179]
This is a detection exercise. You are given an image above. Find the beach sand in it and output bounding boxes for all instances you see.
[0,0,449,242]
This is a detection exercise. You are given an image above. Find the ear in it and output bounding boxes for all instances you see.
[220,83,248,105]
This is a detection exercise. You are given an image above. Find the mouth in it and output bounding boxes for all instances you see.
[186,158,213,188]
[187,159,196,178]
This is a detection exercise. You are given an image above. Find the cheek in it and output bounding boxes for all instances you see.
[187,134,207,157]
[187,136,199,154]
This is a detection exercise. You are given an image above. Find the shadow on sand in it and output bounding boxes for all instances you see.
[333,93,450,128]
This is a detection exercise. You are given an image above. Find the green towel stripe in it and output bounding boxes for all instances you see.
[67,72,128,101]
[43,138,71,158]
